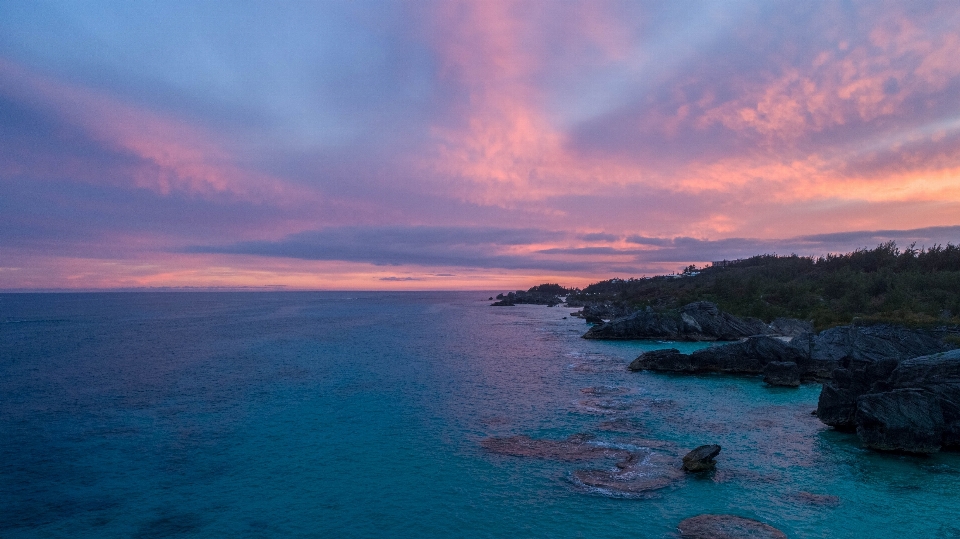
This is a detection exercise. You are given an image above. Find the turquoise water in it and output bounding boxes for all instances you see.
[2,292,960,538]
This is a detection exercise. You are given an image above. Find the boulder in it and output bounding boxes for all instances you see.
[682,444,721,472]
[763,361,801,387]
[677,514,787,539]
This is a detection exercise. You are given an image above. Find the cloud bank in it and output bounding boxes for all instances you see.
[1,1,959,289]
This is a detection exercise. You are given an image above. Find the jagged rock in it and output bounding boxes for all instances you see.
[815,326,949,429]
[763,361,801,387]
[888,350,960,448]
[677,514,787,539]
[682,444,721,471]
[816,348,960,453]
[584,301,766,341]
[855,389,944,453]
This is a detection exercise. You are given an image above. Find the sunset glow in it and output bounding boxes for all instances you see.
[3,1,960,290]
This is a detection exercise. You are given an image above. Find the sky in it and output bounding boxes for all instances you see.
[2,0,960,290]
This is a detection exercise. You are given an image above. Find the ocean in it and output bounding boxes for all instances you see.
[2,292,959,538]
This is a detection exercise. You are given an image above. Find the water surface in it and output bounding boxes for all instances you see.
[2,292,959,538]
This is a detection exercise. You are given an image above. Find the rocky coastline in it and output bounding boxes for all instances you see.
[623,321,958,452]
[580,300,959,453]
[491,292,960,455]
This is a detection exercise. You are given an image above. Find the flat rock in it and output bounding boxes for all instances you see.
[678,514,787,539]
[573,450,684,496]
[682,444,721,472]
[481,434,630,461]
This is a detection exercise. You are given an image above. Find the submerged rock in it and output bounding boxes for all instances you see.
[483,433,684,496]
[481,434,630,461]
[789,491,840,506]
[573,449,684,496]
[677,514,787,539]
[763,361,801,387]
[682,444,721,472]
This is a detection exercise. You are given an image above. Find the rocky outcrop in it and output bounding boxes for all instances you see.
[796,324,947,381]
[815,326,950,428]
[682,444,721,472]
[629,324,951,386]
[763,361,801,387]
[677,515,787,539]
[628,336,809,377]
[570,302,635,322]
[855,389,944,453]
[689,336,806,373]
[491,290,562,306]
[583,301,768,341]
[817,348,960,453]
[628,348,688,372]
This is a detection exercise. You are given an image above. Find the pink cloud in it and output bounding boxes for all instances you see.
[0,58,315,206]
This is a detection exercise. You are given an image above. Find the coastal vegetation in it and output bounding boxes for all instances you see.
[565,242,960,331]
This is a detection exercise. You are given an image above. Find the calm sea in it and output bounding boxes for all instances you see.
[2,292,959,538]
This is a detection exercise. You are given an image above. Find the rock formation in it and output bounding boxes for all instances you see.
[817,348,960,453]
[628,324,950,386]
[584,301,768,341]
[677,514,787,539]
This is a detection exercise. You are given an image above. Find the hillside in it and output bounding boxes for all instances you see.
[565,242,960,331]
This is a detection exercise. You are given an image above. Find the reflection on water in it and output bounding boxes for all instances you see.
[2,292,959,538]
